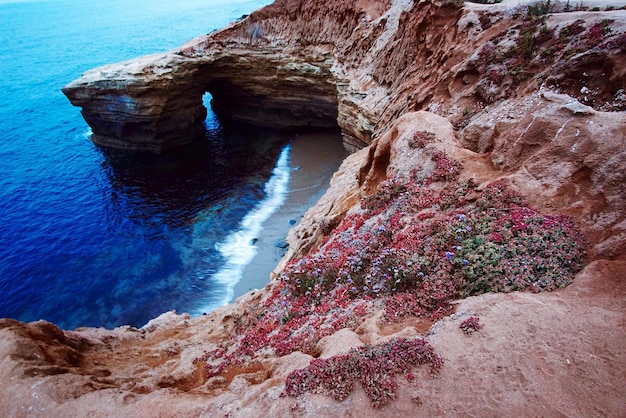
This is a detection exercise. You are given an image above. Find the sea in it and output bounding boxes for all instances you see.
[0,0,344,329]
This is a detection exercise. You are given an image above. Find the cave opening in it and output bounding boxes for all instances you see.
[202,92,221,135]
[198,71,341,132]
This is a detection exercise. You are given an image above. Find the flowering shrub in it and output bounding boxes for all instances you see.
[454,205,585,295]
[431,151,464,181]
[585,19,613,47]
[438,178,476,209]
[409,130,435,149]
[283,338,443,407]
[279,177,585,319]
[477,181,527,208]
[193,281,369,378]
[460,316,481,334]
[383,292,426,322]
[361,177,408,215]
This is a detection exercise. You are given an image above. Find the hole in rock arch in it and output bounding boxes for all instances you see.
[202,92,221,134]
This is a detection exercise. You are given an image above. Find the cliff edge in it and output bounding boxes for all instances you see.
[2,0,625,416]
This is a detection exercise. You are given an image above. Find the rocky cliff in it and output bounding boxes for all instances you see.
[3,0,626,416]
[63,0,625,153]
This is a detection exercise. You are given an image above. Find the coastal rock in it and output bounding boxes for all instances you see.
[62,46,338,152]
[463,90,626,258]
[4,0,626,416]
[64,2,626,153]
[62,0,474,152]
[62,0,366,152]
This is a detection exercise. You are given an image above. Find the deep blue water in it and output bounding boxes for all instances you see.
[0,0,297,329]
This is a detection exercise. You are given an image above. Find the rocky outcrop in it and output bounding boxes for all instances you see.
[61,46,338,152]
[6,0,626,416]
[281,91,626,273]
[64,1,626,153]
[60,0,476,152]
[62,0,371,152]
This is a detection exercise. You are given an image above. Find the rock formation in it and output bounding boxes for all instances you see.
[59,0,477,152]
[63,0,626,153]
[3,0,626,416]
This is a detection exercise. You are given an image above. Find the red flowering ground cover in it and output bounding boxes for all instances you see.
[283,337,443,407]
[195,148,586,407]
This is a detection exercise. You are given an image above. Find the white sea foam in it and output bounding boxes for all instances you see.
[80,128,93,140]
[194,144,291,314]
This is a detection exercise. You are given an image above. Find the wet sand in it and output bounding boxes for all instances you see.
[233,130,348,299]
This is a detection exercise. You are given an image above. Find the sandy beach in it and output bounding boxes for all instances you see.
[233,129,348,298]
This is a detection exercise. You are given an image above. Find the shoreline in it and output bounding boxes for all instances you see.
[232,129,348,299]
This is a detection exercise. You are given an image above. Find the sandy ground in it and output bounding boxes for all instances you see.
[234,130,348,297]
[414,259,626,417]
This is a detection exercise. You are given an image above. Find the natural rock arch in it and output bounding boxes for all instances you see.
[62,47,340,153]
[62,0,470,153]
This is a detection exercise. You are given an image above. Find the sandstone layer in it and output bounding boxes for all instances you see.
[63,0,626,153]
[4,0,626,416]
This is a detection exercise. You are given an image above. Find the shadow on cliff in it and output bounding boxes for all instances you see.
[97,120,294,229]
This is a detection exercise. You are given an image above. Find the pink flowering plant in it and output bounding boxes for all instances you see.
[283,337,443,408]
[194,281,373,377]
[281,176,584,315]
[408,130,436,149]
[460,316,482,335]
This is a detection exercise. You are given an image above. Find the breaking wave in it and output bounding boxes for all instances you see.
[194,144,291,314]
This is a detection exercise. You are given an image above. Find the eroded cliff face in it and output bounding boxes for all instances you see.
[5,0,626,416]
[63,0,625,153]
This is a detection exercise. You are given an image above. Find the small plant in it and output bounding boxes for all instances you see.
[585,19,613,47]
[460,316,482,334]
[283,337,443,407]
[564,0,572,12]
[362,176,408,214]
[600,19,613,34]
[409,130,435,149]
[509,66,529,82]
[561,20,585,39]
[535,21,554,45]
[518,27,536,59]
[526,0,553,17]
[384,292,426,322]
[431,151,464,181]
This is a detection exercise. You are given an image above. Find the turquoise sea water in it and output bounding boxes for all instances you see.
[0,0,306,329]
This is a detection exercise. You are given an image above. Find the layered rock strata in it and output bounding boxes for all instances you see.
[62,47,338,152]
[5,0,626,416]
[62,0,469,151]
[63,1,626,153]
